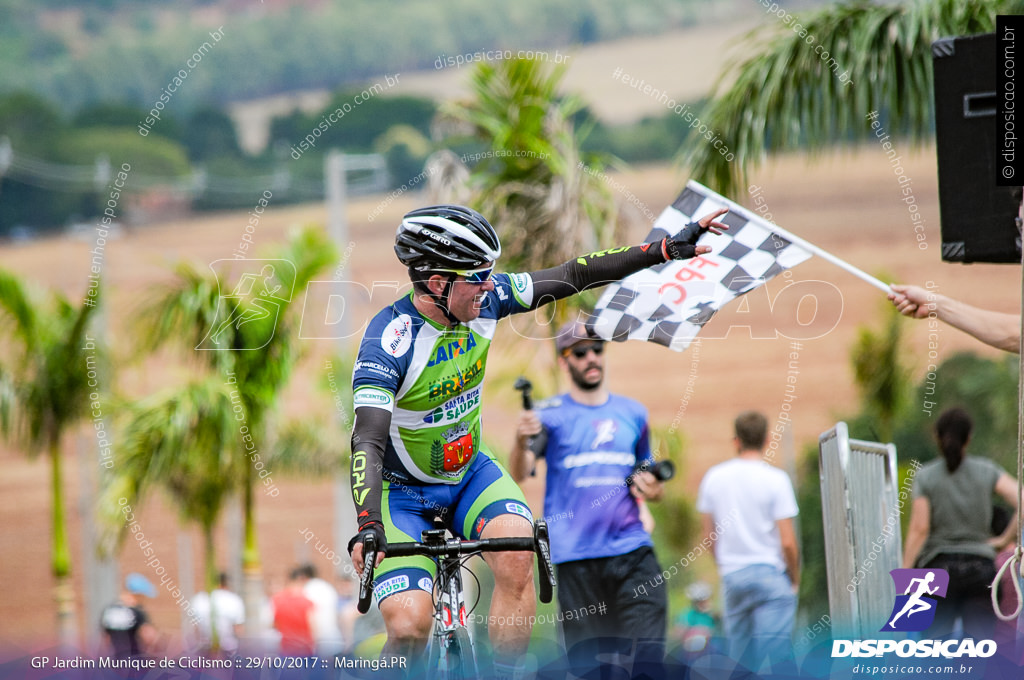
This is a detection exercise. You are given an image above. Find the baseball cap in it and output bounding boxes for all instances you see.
[554,319,602,354]
[125,572,157,598]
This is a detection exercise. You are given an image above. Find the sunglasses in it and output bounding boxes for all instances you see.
[436,265,494,284]
[565,343,604,359]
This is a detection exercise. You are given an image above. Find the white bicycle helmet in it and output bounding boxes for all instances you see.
[395,204,501,272]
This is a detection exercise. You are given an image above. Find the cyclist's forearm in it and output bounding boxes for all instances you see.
[528,243,664,307]
[350,406,390,527]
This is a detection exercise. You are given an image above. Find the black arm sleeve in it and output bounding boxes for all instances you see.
[527,243,666,309]
[349,406,390,529]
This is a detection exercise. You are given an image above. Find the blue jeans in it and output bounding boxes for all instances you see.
[722,564,796,672]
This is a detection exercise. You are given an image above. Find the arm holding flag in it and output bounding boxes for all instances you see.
[524,208,729,307]
[888,283,1020,354]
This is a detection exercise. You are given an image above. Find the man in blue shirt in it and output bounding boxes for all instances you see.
[509,320,667,665]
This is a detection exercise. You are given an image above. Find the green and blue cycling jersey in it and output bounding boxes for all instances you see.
[348,240,686,534]
[352,272,534,484]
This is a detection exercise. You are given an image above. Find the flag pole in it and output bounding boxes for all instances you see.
[689,180,893,294]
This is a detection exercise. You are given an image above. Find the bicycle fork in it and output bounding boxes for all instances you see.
[434,558,475,677]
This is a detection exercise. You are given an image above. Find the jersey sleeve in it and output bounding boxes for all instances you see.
[485,272,535,318]
[350,306,409,530]
[527,243,666,307]
[351,307,410,412]
[490,244,666,317]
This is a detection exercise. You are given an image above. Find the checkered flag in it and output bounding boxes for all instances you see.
[587,181,813,352]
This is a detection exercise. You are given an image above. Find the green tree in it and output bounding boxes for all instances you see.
[0,91,63,153]
[646,424,698,558]
[849,304,914,443]
[0,92,79,232]
[61,128,190,178]
[182,107,241,162]
[444,58,624,276]
[100,379,239,595]
[73,102,181,141]
[891,352,1020,471]
[794,441,829,622]
[685,0,1023,197]
[133,226,337,631]
[0,269,101,646]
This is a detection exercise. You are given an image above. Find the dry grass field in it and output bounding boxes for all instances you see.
[1,143,1019,652]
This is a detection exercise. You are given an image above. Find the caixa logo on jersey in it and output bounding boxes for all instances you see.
[832,569,997,659]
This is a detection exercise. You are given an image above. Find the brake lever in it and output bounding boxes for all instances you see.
[534,520,557,602]
[357,535,378,614]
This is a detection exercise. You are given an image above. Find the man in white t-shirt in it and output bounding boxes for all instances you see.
[192,572,245,654]
[696,411,800,672]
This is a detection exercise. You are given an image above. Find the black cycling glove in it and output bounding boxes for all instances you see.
[347,520,388,556]
[662,221,705,260]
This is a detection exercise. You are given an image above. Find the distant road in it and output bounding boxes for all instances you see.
[227,17,760,154]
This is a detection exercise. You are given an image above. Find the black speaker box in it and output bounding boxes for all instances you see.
[932,32,1021,263]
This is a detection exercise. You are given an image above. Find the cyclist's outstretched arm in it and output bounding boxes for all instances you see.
[525,208,728,307]
[349,406,390,572]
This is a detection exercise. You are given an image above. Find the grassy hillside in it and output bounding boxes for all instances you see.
[2,0,736,112]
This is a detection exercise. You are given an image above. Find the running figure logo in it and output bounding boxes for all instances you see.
[198,259,296,350]
[590,419,617,449]
[881,569,949,632]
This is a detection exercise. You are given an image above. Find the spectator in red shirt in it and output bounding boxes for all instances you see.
[272,567,315,656]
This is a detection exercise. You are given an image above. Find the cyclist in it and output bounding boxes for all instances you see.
[349,204,727,679]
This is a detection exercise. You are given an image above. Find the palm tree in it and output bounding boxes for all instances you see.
[0,269,101,646]
[132,226,337,631]
[685,0,1022,197]
[99,379,239,594]
[100,383,342,650]
[442,58,627,276]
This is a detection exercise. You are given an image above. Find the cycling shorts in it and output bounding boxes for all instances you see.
[372,450,533,604]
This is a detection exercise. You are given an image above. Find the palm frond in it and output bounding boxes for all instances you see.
[268,418,345,478]
[0,268,38,348]
[0,271,101,452]
[685,0,1014,197]
[229,227,337,418]
[46,287,102,431]
[444,57,626,281]
[0,364,15,439]
[274,225,338,293]
[136,261,224,363]
[103,378,241,539]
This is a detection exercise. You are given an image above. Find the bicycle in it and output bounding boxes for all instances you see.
[356,519,557,679]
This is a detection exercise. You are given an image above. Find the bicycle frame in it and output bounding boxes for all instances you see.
[426,528,475,677]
